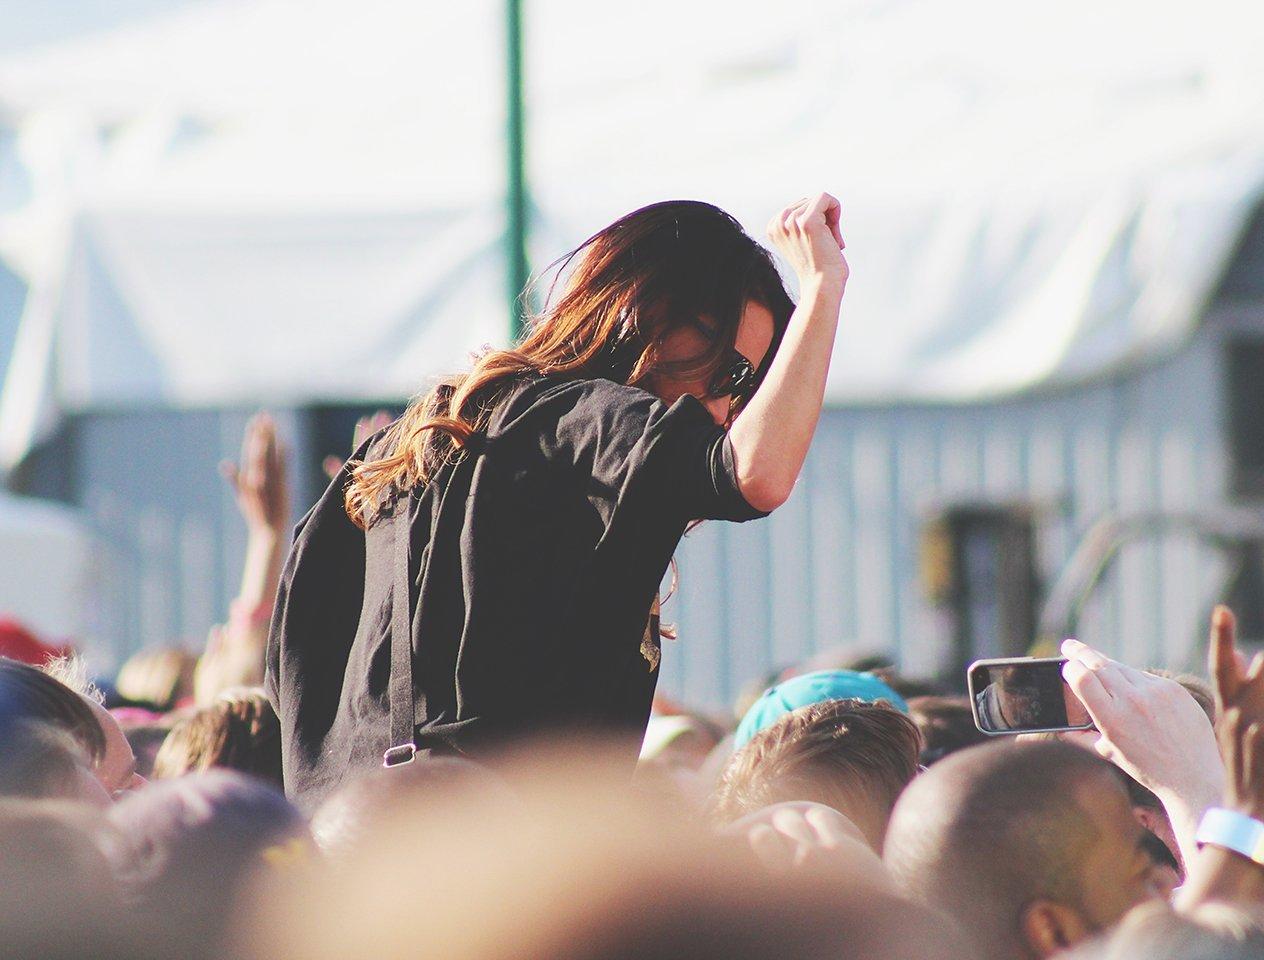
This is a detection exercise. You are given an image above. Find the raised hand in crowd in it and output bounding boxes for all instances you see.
[197,413,292,705]
[1058,637,1224,871]
[221,412,290,541]
[724,193,847,511]
[1179,606,1264,909]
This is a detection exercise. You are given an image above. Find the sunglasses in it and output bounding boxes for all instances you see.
[706,350,760,412]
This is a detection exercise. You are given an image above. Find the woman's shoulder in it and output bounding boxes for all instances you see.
[490,374,661,435]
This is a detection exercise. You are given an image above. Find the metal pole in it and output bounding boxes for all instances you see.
[506,0,529,343]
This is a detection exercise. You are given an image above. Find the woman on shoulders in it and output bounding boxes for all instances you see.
[266,194,849,808]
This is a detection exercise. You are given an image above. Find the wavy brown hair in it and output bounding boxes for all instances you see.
[346,200,793,527]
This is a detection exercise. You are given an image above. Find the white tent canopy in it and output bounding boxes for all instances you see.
[1,0,1263,466]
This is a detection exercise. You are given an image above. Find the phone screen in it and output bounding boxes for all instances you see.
[969,658,1093,734]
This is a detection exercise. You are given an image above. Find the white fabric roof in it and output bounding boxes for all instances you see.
[1,0,1263,466]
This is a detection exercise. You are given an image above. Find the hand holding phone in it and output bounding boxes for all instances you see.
[1061,637,1224,870]
[968,657,1094,735]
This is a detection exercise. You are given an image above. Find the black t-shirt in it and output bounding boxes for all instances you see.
[265,375,767,809]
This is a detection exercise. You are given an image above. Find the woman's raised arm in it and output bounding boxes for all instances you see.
[728,192,848,512]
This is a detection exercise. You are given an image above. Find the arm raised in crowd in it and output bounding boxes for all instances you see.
[727,193,848,512]
[1178,607,1264,910]
[195,413,292,704]
[221,412,291,614]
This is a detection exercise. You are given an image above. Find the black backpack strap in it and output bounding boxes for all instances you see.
[382,501,418,768]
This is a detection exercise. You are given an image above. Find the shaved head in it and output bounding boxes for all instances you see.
[883,741,1156,960]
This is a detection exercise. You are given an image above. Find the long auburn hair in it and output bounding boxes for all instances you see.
[346,200,793,527]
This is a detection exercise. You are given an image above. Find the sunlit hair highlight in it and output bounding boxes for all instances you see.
[345,200,792,527]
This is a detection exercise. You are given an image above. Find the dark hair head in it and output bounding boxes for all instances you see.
[884,741,1125,960]
[906,695,989,765]
[0,721,101,803]
[346,200,793,526]
[710,698,921,849]
[152,687,281,788]
[0,658,106,765]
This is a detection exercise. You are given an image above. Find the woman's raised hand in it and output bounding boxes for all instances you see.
[766,193,849,294]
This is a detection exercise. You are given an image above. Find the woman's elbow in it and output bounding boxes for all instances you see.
[738,475,793,513]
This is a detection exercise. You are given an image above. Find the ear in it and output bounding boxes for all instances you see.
[1020,899,1091,958]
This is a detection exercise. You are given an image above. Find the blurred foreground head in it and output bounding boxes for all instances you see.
[0,799,129,960]
[310,756,515,859]
[237,736,965,960]
[107,770,306,959]
[884,741,1160,960]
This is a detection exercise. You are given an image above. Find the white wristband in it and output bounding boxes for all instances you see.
[1196,807,1264,866]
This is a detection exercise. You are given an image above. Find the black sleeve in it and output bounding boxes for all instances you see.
[502,378,768,523]
[265,437,372,781]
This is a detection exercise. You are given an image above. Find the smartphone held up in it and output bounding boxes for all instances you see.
[967,656,1094,735]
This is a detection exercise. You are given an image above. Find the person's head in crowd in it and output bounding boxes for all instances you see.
[153,686,282,788]
[114,647,197,711]
[105,770,306,958]
[0,657,105,757]
[311,757,516,860]
[711,698,921,852]
[0,799,131,960]
[1067,900,1264,959]
[884,741,1162,960]
[907,695,989,765]
[346,199,795,526]
[40,656,147,798]
[0,721,110,806]
[239,738,966,960]
[734,668,909,750]
[1138,830,1181,900]
[120,721,176,780]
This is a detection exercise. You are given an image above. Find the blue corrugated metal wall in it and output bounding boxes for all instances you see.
[661,323,1234,711]
[20,310,1256,712]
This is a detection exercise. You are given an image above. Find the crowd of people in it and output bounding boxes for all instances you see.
[0,411,1261,959]
[4,195,1264,959]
